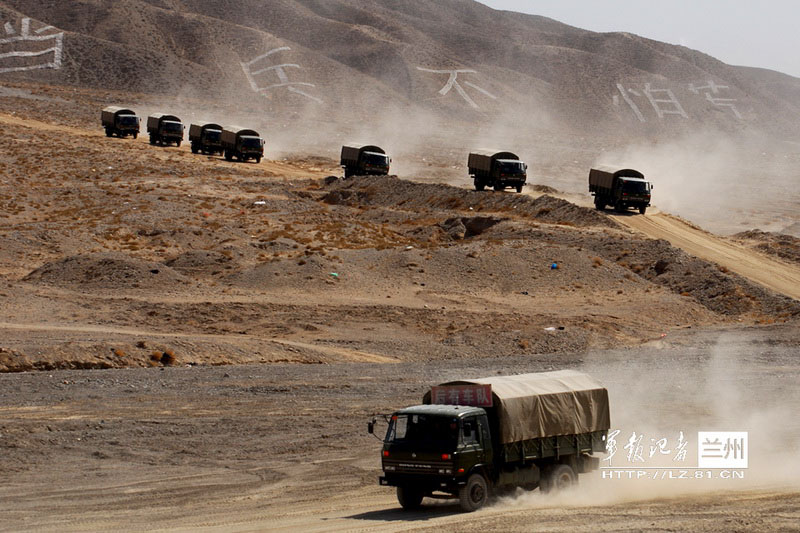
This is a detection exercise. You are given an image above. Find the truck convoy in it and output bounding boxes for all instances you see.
[147,113,184,147]
[370,370,609,512]
[189,123,224,155]
[101,106,140,138]
[221,126,264,163]
[340,144,390,178]
[468,150,527,192]
[589,166,653,214]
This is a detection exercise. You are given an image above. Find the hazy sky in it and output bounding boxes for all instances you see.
[478,0,800,78]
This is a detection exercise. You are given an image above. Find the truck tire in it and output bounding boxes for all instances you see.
[105,127,112,137]
[541,464,576,493]
[493,183,503,192]
[149,135,156,145]
[459,473,489,512]
[516,184,523,193]
[225,151,233,162]
[133,132,138,139]
[254,156,262,164]
[639,206,647,215]
[191,143,198,154]
[397,486,424,510]
[594,197,604,210]
[474,180,485,191]
[176,140,181,147]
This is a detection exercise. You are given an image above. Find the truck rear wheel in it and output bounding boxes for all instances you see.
[133,132,138,139]
[474,180,485,191]
[516,184,523,193]
[639,206,647,215]
[105,127,112,137]
[459,473,489,512]
[594,197,604,210]
[541,464,576,493]
[397,486,424,510]
[493,184,503,192]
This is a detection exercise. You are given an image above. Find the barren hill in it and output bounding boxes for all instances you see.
[2,0,799,138]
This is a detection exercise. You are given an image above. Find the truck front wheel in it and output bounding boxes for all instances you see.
[493,183,504,192]
[639,206,647,215]
[397,486,424,510]
[541,464,576,493]
[459,473,489,512]
[516,184,523,193]
[474,180,485,191]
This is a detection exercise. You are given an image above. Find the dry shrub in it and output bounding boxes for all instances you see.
[518,339,530,350]
[150,351,162,361]
[161,349,176,366]
[113,348,126,357]
[592,257,603,268]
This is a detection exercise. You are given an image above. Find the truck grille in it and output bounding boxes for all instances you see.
[383,460,453,475]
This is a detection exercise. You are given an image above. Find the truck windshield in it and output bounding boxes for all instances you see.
[385,414,458,450]
[498,160,525,174]
[240,136,262,149]
[621,180,649,193]
[363,152,389,166]
[118,115,138,126]
[163,121,182,133]
[204,129,221,142]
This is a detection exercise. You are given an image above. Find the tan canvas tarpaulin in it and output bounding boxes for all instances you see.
[428,370,610,444]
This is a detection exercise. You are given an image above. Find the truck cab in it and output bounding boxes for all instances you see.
[379,404,492,507]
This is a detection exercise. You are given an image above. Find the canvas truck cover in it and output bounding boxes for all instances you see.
[221,126,260,146]
[147,113,181,131]
[468,150,520,172]
[341,144,385,165]
[424,370,610,444]
[589,166,644,189]
[189,123,222,140]
[101,106,136,125]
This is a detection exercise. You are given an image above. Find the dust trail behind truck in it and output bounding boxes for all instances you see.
[371,370,609,512]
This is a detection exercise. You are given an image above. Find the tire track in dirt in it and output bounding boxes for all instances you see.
[613,212,800,301]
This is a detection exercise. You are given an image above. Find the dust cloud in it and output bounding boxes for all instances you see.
[597,130,800,235]
[494,331,800,510]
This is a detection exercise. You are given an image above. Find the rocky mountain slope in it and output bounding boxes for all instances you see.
[2,0,799,138]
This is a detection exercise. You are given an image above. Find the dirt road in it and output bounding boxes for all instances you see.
[613,211,800,300]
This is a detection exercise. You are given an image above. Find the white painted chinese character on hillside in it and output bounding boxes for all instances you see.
[689,80,742,119]
[613,83,688,121]
[416,67,497,109]
[0,17,64,73]
[241,46,322,104]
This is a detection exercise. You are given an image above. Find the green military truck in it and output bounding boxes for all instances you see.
[468,150,527,192]
[101,106,140,138]
[221,127,264,163]
[370,370,609,512]
[147,113,184,147]
[188,123,224,155]
[589,166,653,214]
[340,144,390,178]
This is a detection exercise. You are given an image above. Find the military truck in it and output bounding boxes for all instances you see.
[589,166,653,214]
[468,150,527,192]
[369,370,609,512]
[340,144,390,178]
[101,106,139,138]
[147,113,184,147]
[221,127,264,163]
[188,123,223,155]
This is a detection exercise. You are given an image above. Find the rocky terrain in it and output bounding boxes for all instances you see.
[0,1,799,530]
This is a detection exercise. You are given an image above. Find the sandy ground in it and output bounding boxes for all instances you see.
[0,83,798,531]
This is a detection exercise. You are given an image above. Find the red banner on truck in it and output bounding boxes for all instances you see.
[430,384,493,407]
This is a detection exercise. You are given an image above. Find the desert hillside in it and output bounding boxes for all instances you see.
[1,0,799,138]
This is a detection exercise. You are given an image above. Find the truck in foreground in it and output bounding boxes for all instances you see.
[101,106,140,138]
[369,370,609,512]
[589,166,653,214]
[221,127,264,163]
[468,150,527,192]
[340,144,390,178]
[147,113,184,147]
[188,123,223,155]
